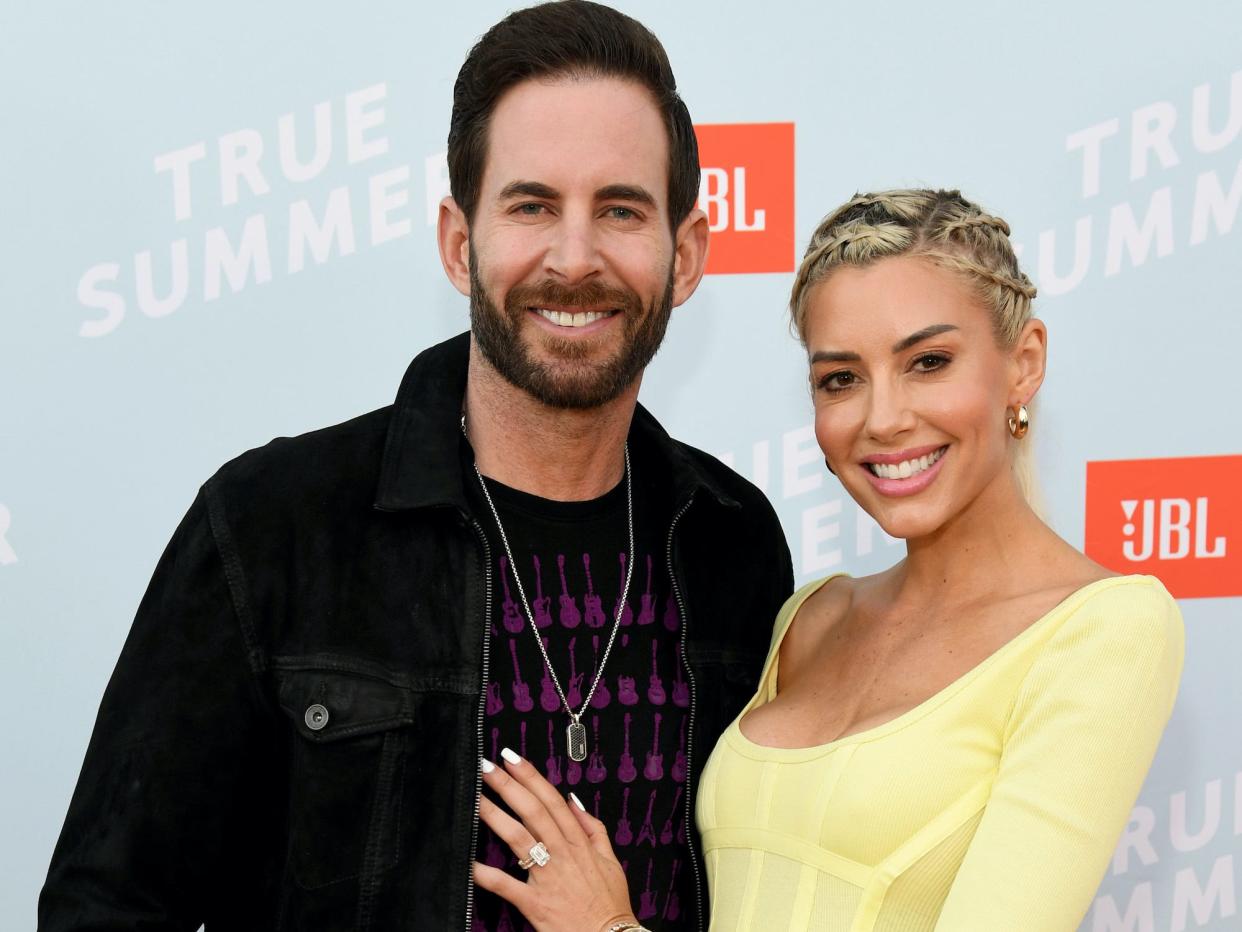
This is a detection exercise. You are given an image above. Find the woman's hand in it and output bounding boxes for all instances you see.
[474,748,638,932]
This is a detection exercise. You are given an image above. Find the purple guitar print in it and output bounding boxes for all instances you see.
[496,905,518,932]
[519,720,528,760]
[647,639,666,706]
[615,786,633,846]
[499,556,525,634]
[589,635,611,708]
[592,789,602,819]
[644,712,664,781]
[618,712,638,783]
[636,791,659,846]
[660,786,683,845]
[531,555,554,630]
[637,554,656,626]
[637,859,658,921]
[586,716,607,783]
[565,636,585,709]
[663,590,680,632]
[545,720,564,787]
[539,636,560,712]
[486,681,504,715]
[617,673,639,706]
[557,554,582,629]
[663,859,682,921]
[566,746,582,786]
[582,554,607,628]
[616,552,635,626]
[509,639,534,713]
[672,641,690,708]
[672,717,687,784]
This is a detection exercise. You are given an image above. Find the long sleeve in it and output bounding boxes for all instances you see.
[934,578,1184,931]
[38,484,278,931]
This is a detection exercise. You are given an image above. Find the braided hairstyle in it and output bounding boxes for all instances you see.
[790,189,1036,347]
[790,189,1042,505]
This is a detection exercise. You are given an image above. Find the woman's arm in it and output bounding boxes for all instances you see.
[935,578,1184,931]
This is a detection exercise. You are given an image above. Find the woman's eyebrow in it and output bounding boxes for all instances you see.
[892,324,958,353]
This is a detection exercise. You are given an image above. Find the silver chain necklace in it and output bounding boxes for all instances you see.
[465,420,635,762]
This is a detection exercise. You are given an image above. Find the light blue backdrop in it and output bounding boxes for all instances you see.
[3,2,1240,928]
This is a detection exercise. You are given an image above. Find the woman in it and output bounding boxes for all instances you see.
[472,189,1185,931]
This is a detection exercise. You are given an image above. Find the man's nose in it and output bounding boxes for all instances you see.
[544,212,604,284]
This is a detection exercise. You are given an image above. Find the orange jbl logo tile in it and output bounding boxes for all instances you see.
[1085,455,1240,598]
[694,123,795,275]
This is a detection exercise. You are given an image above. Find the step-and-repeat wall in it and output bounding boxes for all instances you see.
[3,2,1239,927]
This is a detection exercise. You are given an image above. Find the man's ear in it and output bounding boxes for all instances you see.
[437,196,472,298]
[670,207,709,308]
[1009,317,1048,406]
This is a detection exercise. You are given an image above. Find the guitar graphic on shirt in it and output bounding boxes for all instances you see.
[538,636,561,712]
[663,589,679,631]
[615,786,633,846]
[616,552,634,625]
[638,859,658,920]
[671,641,689,708]
[509,639,533,713]
[671,717,687,784]
[643,712,664,781]
[660,785,683,845]
[532,555,554,629]
[586,715,607,783]
[519,720,528,760]
[618,712,638,783]
[557,554,582,628]
[486,681,504,715]
[637,554,656,625]
[499,556,525,634]
[565,636,585,708]
[647,639,666,706]
[545,720,563,786]
[582,554,607,628]
[636,789,659,847]
[663,858,683,921]
[589,635,611,708]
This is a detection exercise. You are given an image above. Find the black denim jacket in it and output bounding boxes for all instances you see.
[39,333,794,932]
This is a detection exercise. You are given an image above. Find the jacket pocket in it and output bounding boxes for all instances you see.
[274,658,416,890]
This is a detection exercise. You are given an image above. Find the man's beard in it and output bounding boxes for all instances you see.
[469,252,675,410]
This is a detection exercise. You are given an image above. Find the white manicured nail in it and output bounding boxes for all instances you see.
[501,747,522,765]
[569,791,585,812]
[480,757,495,773]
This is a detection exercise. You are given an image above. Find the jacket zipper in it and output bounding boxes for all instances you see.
[464,518,494,932]
[665,494,706,932]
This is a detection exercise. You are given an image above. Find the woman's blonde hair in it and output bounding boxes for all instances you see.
[790,188,1041,504]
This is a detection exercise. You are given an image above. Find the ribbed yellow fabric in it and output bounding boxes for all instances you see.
[697,574,1184,931]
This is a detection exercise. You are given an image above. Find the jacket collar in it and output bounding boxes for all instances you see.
[374,331,738,513]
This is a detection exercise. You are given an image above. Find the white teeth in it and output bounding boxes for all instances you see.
[537,308,613,328]
[867,447,945,480]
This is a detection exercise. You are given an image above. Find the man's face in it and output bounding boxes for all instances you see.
[466,76,679,409]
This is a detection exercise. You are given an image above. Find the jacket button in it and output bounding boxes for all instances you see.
[305,703,330,731]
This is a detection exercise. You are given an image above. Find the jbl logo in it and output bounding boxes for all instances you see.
[1086,456,1241,598]
[1120,498,1226,562]
[693,123,794,275]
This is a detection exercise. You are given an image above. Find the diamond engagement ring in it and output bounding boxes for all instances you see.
[517,842,551,870]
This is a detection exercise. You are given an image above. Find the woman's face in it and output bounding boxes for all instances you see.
[804,254,1038,541]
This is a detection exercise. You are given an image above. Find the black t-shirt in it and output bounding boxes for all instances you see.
[466,452,693,932]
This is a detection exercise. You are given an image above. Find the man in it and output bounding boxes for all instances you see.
[39,3,792,929]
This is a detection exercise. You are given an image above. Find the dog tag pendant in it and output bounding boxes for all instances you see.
[567,720,587,762]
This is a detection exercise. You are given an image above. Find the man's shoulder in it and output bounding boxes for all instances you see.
[207,405,394,505]
[667,435,778,520]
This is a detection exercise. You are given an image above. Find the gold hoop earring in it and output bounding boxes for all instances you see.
[1008,404,1030,439]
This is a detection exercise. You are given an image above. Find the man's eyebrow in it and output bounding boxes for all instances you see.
[498,180,559,201]
[595,184,657,207]
[809,350,862,364]
[892,324,958,353]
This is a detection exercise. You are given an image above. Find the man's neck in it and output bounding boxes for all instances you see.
[463,340,638,502]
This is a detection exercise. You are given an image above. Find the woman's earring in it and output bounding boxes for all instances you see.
[1008,404,1030,439]
[824,457,836,476]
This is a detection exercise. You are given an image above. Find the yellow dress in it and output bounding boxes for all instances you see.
[696,574,1184,931]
